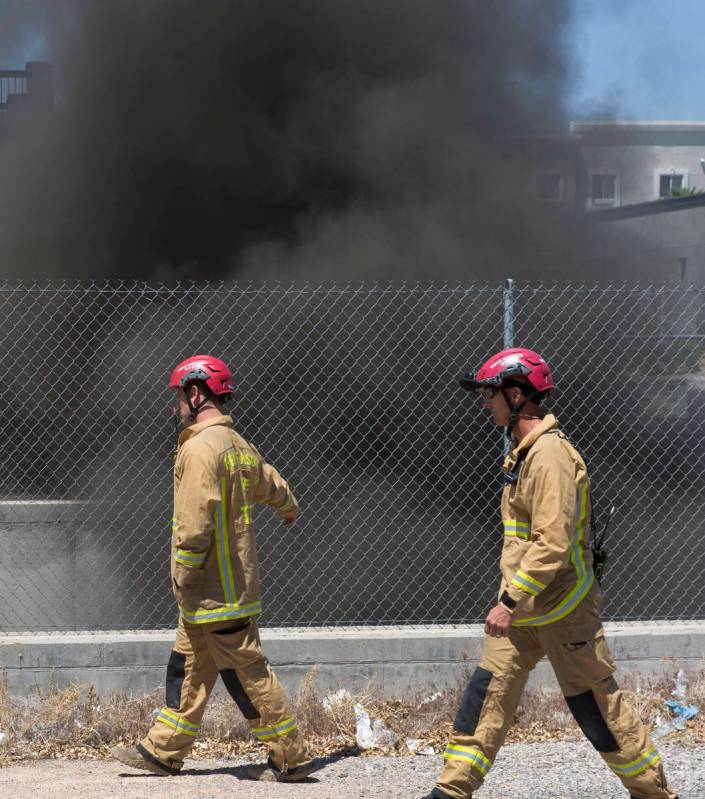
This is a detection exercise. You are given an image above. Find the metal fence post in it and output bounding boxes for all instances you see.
[503,278,515,454]
[503,278,515,348]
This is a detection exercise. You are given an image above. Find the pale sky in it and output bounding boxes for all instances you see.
[570,0,705,121]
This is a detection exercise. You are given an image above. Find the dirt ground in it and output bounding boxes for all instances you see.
[0,742,702,799]
[1,754,428,799]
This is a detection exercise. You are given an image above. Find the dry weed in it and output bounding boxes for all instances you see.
[0,664,702,766]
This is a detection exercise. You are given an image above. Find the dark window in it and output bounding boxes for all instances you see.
[591,174,616,201]
[660,174,684,197]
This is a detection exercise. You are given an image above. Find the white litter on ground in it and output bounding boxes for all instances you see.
[354,704,397,750]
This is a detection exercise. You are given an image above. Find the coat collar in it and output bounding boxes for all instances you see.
[504,413,559,471]
[178,414,233,446]
[514,413,559,455]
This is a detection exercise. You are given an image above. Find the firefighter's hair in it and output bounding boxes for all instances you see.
[503,378,548,405]
[185,379,233,405]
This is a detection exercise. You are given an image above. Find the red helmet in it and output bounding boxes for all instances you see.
[459,347,554,395]
[169,355,235,396]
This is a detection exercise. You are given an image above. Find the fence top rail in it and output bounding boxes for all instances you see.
[0,280,703,296]
[0,70,27,79]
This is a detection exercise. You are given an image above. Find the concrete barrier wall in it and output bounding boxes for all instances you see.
[0,501,86,630]
[1,622,703,701]
[0,500,162,632]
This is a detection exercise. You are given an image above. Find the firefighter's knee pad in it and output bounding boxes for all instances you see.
[220,668,260,719]
[564,690,619,752]
[454,666,493,734]
[165,650,186,709]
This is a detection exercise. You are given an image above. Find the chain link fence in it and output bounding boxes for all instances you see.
[0,281,703,632]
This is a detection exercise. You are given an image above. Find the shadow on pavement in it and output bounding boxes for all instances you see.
[184,751,356,781]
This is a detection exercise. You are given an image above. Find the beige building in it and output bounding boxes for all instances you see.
[519,121,705,285]
[571,121,705,210]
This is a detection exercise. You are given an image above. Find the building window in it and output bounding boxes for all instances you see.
[592,174,615,200]
[589,172,620,208]
[656,170,688,198]
[536,173,563,201]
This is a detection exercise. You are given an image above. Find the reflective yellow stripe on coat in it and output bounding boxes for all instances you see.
[511,569,546,596]
[502,520,531,540]
[513,480,592,626]
[215,476,237,605]
[179,600,262,625]
[175,548,207,567]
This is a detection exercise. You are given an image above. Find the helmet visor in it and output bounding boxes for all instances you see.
[459,371,502,393]
[459,372,481,392]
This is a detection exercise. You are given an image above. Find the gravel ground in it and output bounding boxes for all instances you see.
[0,741,701,798]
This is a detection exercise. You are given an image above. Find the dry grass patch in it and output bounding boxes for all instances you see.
[0,665,702,766]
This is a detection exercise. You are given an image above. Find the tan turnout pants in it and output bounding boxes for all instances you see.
[138,617,310,774]
[436,608,677,799]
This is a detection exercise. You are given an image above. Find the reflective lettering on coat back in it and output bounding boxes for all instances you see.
[239,474,252,524]
[224,451,258,472]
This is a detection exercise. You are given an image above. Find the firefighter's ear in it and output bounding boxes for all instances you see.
[506,385,524,405]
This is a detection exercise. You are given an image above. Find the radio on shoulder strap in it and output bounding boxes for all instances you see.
[591,504,615,585]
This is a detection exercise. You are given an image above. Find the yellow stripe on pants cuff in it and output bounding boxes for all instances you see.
[252,717,298,740]
[156,709,199,736]
[606,747,661,777]
[443,744,492,775]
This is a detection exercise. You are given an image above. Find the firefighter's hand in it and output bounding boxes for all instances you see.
[278,512,298,526]
[484,603,512,638]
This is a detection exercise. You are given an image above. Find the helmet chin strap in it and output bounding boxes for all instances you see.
[185,387,215,423]
[172,394,213,455]
[501,389,529,434]
[173,408,180,458]
[501,386,542,438]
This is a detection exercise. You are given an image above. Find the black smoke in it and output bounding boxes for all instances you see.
[0,0,581,280]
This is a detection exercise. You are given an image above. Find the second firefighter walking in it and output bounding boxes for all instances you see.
[423,347,678,799]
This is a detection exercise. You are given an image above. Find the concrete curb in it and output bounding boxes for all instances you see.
[1,622,704,699]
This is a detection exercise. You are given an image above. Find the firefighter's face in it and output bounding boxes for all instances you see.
[176,387,196,425]
[481,385,524,427]
[482,389,509,426]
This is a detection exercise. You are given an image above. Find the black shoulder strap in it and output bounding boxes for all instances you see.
[503,448,527,485]
[503,427,559,485]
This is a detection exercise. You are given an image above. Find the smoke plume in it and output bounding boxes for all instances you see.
[0,0,579,280]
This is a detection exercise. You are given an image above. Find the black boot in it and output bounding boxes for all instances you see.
[420,789,457,799]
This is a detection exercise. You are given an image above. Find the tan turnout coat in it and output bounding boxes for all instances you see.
[170,415,299,624]
[499,413,601,625]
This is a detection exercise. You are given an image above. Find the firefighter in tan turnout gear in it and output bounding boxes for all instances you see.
[424,348,678,799]
[110,355,313,781]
